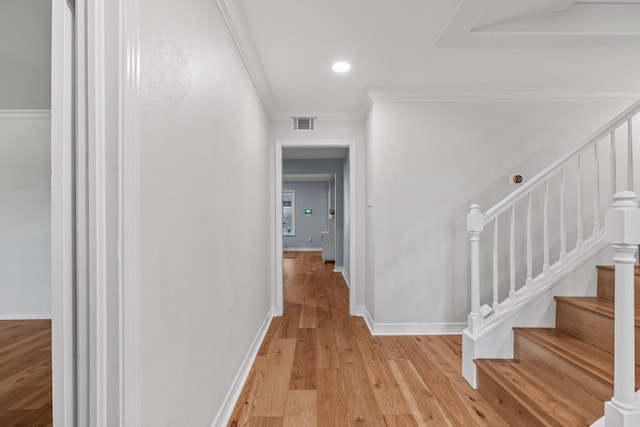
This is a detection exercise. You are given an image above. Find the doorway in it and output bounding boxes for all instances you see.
[274,139,357,316]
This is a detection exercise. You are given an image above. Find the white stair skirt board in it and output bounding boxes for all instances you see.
[283,247,322,252]
[211,307,276,427]
[362,307,465,336]
[0,313,52,320]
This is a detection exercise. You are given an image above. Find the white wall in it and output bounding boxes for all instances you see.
[0,113,51,318]
[271,119,366,306]
[139,1,271,425]
[365,100,632,324]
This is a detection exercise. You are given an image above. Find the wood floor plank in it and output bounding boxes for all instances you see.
[228,252,508,426]
[283,390,316,427]
[250,338,297,417]
[0,320,52,426]
[289,328,317,390]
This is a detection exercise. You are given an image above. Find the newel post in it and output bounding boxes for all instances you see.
[467,204,484,334]
[604,191,640,426]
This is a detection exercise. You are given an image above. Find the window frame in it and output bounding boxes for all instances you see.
[282,189,296,236]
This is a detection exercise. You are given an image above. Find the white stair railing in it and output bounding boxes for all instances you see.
[603,191,640,426]
[463,100,640,387]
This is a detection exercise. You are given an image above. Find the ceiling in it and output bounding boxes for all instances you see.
[226,0,640,119]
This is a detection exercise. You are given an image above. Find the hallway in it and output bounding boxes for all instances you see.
[229,252,507,426]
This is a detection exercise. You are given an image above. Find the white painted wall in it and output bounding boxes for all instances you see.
[365,100,632,324]
[138,1,271,425]
[0,113,51,318]
[271,119,366,307]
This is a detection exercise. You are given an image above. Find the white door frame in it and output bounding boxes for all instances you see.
[51,1,77,424]
[52,0,140,425]
[274,139,357,315]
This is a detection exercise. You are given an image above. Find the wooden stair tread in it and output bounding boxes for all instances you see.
[554,296,640,324]
[514,328,614,385]
[475,359,603,426]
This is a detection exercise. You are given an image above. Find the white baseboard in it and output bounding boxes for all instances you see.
[211,306,276,427]
[283,247,322,251]
[0,313,52,320]
[361,306,465,335]
[362,306,375,334]
[341,270,350,288]
[333,265,343,273]
[0,109,51,121]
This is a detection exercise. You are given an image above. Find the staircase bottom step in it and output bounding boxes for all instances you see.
[476,359,604,426]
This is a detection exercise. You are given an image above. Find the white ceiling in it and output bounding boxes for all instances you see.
[230,0,640,119]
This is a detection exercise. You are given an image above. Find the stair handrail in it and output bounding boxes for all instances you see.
[485,99,640,224]
[466,99,640,338]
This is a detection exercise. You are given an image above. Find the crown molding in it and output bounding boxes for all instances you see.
[216,0,276,118]
[366,87,640,103]
[0,109,51,121]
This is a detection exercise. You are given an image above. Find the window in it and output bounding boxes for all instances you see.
[283,190,295,235]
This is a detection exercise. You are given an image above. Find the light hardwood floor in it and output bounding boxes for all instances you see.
[0,319,52,427]
[229,251,508,426]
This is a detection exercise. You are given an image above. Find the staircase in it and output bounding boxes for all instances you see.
[475,264,640,426]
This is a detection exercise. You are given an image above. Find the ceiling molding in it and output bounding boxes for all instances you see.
[216,0,276,118]
[366,88,640,104]
[0,109,51,121]
[435,0,640,48]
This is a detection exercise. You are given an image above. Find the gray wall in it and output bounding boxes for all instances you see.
[0,0,52,318]
[283,180,329,249]
[0,114,51,317]
[0,0,51,109]
[139,0,271,425]
[283,159,345,266]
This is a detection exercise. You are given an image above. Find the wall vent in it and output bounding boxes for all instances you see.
[292,117,316,131]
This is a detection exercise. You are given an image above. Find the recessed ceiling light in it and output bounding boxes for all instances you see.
[332,62,351,73]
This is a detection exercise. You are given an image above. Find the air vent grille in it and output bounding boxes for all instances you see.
[292,117,316,131]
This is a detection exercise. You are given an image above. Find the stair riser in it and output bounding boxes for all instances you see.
[597,267,640,306]
[555,300,640,363]
[514,332,612,411]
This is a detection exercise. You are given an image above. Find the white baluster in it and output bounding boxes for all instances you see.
[493,217,499,310]
[577,155,584,250]
[543,179,550,274]
[594,143,601,236]
[526,193,533,286]
[467,204,484,334]
[628,119,634,192]
[560,168,567,262]
[509,204,516,299]
[604,191,640,426]
[612,131,617,195]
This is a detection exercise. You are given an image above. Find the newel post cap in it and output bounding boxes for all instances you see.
[467,204,484,232]
[605,191,640,245]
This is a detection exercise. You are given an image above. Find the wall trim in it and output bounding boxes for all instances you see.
[215,0,275,118]
[362,306,466,336]
[211,307,276,427]
[0,110,51,121]
[283,247,322,252]
[341,270,350,288]
[0,313,52,320]
[120,0,141,424]
[361,88,640,118]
